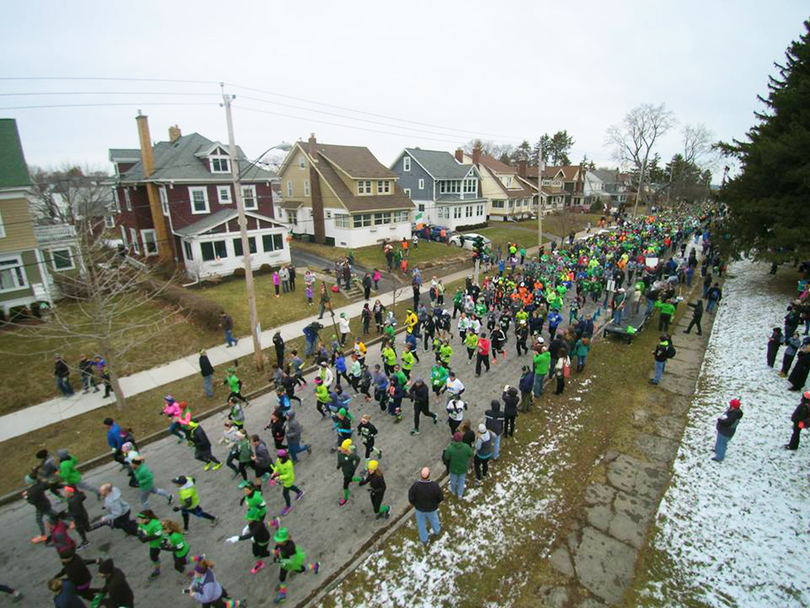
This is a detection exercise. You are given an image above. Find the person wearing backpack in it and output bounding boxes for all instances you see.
[713,398,743,462]
[473,424,494,483]
[484,400,504,461]
[706,282,722,314]
[650,336,673,385]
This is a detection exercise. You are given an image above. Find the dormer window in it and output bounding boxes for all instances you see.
[211,156,230,173]
[377,180,391,195]
[358,180,372,195]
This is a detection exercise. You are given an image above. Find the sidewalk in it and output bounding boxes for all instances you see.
[0,225,595,443]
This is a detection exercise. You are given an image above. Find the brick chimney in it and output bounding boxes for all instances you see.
[136,112,155,178]
[518,160,527,177]
[308,133,317,161]
[455,148,464,163]
[168,124,182,143]
[472,146,481,165]
[135,112,173,264]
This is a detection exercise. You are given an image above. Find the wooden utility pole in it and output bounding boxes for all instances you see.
[222,87,264,371]
[537,142,544,251]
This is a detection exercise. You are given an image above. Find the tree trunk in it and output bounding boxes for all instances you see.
[99,341,126,410]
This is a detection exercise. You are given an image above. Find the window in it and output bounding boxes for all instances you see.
[334,214,350,228]
[124,189,132,211]
[104,215,115,228]
[141,230,158,256]
[504,176,513,188]
[404,188,411,197]
[200,240,227,261]
[309,209,314,219]
[130,228,140,254]
[377,180,391,194]
[299,156,306,170]
[403,157,411,172]
[353,214,372,228]
[241,185,257,210]
[438,207,450,219]
[418,179,425,190]
[374,212,392,225]
[304,180,310,196]
[286,181,293,197]
[262,233,284,252]
[232,237,257,257]
[159,187,169,215]
[394,210,409,223]
[492,200,505,209]
[120,226,128,247]
[0,256,27,292]
[189,187,209,214]
[111,189,120,212]
[453,207,461,219]
[50,248,74,271]
[418,203,425,212]
[218,185,232,205]
[465,206,473,217]
[463,179,477,193]
[287,211,298,226]
[358,180,372,195]
[210,156,230,173]
[477,204,484,216]
[0,212,4,238]
[183,241,193,261]
[326,211,332,219]
[439,180,461,194]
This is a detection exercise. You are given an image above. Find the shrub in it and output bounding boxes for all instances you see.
[232,267,246,278]
[258,264,272,274]
[145,280,224,331]
[589,199,605,213]
[8,306,30,322]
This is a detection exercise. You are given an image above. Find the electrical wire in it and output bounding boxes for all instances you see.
[0,102,218,111]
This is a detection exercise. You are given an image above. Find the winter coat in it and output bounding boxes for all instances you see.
[133,463,155,493]
[475,431,494,458]
[191,569,224,604]
[408,382,430,405]
[272,457,296,488]
[791,401,810,427]
[518,370,535,394]
[502,390,519,417]
[789,350,810,389]
[199,355,214,377]
[485,403,504,435]
[100,566,134,607]
[285,411,302,444]
[408,479,444,512]
[443,441,473,475]
[716,407,743,438]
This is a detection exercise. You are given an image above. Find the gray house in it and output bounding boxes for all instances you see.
[591,168,628,208]
[390,148,487,231]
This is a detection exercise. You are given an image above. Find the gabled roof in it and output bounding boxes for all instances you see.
[113,133,276,183]
[547,165,581,181]
[0,119,31,188]
[591,168,620,183]
[480,164,534,200]
[402,149,472,180]
[315,143,397,179]
[316,155,414,213]
[175,209,284,237]
[472,152,516,174]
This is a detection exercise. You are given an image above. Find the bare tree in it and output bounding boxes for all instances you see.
[29,164,112,226]
[605,103,676,216]
[3,174,185,410]
[681,123,718,173]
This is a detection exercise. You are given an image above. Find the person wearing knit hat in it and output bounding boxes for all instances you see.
[785,391,810,451]
[713,398,743,462]
[474,424,494,482]
[270,527,320,604]
[187,555,246,606]
[443,432,474,498]
[96,558,135,608]
[358,460,391,520]
[170,476,218,531]
[336,439,362,506]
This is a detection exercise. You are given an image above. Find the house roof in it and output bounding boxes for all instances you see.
[174,209,284,237]
[316,155,414,213]
[404,149,471,180]
[591,168,620,183]
[113,133,276,183]
[474,153,516,174]
[315,143,397,179]
[481,164,533,200]
[0,119,31,188]
[108,148,141,163]
[547,165,581,181]
[280,200,303,211]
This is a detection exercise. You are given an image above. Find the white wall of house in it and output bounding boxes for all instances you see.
[489,198,532,220]
[285,207,413,249]
[182,227,291,278]
[413,200,487,230]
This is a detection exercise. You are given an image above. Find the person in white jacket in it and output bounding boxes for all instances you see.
[553,347,571,395]
[338,313,351,346]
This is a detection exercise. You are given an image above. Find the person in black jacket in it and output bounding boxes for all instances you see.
[362,273,373,301]
[190,423,222,470]
[518,366,535,413]
[713,398,743,462]
[96,558,134,608]
[784,392,810,450]
[408,379,438,435]
[199,349,214,398]
[23,473,57,543]
[359,460,390,519]
[502,386,519,437]
[485,400,504,460]
[64,486,91,548]
[683,300,704,335]
[407,467,443,545]
[766,328,783,368]
[53,553,99,600]
[47,578,86,607]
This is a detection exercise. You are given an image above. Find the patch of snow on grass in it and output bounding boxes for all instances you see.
[638,260,810,607]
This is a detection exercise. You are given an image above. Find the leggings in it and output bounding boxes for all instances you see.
[0,585,16,594]
[503,415,516,437]
[281,485,302,508]
[474,455,490,480]
[173,553,188,573]
[280,566,305,583]
[181,506,216,530]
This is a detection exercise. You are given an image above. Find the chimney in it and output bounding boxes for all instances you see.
[136,112,155,178]
[308,133,317,161]
[578,162,584,193]
[518,160,527,177]
[472,146,481,165]
[455,148,464,163]
[168,124,182,143]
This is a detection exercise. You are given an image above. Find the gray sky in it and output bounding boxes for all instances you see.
[1,0,807,178]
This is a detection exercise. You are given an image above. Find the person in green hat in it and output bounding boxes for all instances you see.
[271,526,320,604]
[224,511,277,575]
[136,509,164,579]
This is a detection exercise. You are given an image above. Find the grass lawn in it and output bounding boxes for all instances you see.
[291,240,465,271]
[194,272,350,337]
[0,278,466,497]
[470,224,551,250]
[514,212,607,238]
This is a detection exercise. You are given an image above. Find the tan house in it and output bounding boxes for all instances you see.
[277,135,415,248]
[459,148,534,221]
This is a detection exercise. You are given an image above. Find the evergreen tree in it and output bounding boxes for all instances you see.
[717,20,810,261]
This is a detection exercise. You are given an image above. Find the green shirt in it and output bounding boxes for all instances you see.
[401,350,415,370]
[58,456,82,485]
[464,333,479,350]
[139,518,163,549]
[655,301,676,316]
[443,441,474,475]
[165,530,189,558]
[246,491,267,518]
[134,463,154,493]
[383,347,397,366]
[337,451,360,478]
[533,351,551,375]
[439,344,453,364]
[178,478,200,510]
[431,365,448,387]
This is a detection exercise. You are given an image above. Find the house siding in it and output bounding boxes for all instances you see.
[0,248,45,311]
[392,153,434,200]
[0,195,38,252]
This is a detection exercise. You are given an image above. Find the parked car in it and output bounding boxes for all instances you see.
[448,233,491,251]
[415,224,451,243]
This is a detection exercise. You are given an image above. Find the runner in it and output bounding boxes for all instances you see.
[170,476,218,531]
[336,439,362,506]
[358,460,391,519]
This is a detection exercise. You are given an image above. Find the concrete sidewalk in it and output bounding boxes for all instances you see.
[0,224,596,443]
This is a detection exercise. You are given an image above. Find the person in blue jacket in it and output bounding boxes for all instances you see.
[547,311,563,340]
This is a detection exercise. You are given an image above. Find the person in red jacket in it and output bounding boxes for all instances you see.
[475,332,491,377]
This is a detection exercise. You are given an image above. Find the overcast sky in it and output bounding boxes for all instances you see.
[1,1,807,179]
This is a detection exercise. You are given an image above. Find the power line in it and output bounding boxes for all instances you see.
[0,76,220,85]
[0,91,218,97]
[0,102,218,111]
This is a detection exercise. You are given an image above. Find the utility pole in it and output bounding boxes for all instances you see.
[222,85,264,371]
[665,160,673,207]
[537,142,544,251]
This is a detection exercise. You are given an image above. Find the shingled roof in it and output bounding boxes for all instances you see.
[405,149,472,180]
[0,119,31,189]
[315,143,397,179]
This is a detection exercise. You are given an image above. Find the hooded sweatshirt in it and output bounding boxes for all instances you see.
[285,411,302,444]
[485,401,504,436]
[103,486,131,522]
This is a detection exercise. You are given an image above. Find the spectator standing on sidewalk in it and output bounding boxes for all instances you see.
[443,433,473,498]
[220,312,238,348]
[407,467,443,545]
[199,349,214,398]
[280,266,290,293]
[780,331,802,377]
[784,392,810,451]
[713,398,743,462]
[650,336,673,385]
[766,327,783,368]
[683,300,704,335]
[79,354,98,394]
[54,354,74,397]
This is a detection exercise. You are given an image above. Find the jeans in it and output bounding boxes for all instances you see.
[612,309,622,325]
[653,360,666,384]
[287,440,310,463]
[492,433,501,460]
[645,298,655,315]
[82,375,98,392]
[225,329,237,347]
[714,432,731,461]
[203,374,213,398]
[532,372,545,397]
[414,509,440,544]
[449,472,467,498]
[304,337,316,357]
[56,377,74,396]
[706,299,717,313]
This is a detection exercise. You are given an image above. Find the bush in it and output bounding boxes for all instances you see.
[233,267,246,278]
[258,264,272,274]
[8,306,30,322]
[456,222,488,232]
[145,280,224,331]
[589,199,605,213]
